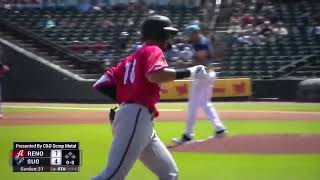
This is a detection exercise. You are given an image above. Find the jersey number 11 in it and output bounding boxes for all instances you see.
[124,59,136,85]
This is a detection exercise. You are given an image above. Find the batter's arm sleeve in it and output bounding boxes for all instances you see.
[93,73,117,100]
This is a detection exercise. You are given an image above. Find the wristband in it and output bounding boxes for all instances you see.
[175,69,191,79]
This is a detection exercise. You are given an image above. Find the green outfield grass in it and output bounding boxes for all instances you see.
[4,102,320,112]
[128,153,320,180]
[1,120,320,180]
[157,120,320,141]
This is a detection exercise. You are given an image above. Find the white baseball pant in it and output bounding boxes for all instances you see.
[185,71,225,136]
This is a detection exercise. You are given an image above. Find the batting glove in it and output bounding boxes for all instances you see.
[188,65,208,79]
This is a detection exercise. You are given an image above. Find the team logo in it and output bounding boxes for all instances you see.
[14,150,25,165]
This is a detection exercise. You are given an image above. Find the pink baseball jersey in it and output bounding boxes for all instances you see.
[101,45,168,117]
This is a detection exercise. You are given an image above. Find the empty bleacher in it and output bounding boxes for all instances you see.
[0,1,319,80]
[219,0,320,79]
[0,6,204,66]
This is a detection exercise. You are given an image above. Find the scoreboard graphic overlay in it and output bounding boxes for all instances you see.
[11,142,81,172]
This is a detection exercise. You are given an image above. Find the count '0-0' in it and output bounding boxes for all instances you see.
[66,160,75,165]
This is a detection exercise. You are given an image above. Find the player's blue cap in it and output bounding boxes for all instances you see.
[184,24,201,36]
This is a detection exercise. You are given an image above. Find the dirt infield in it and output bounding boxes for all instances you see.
[1,112,107,125]
[1,110,320,126]
[159,111,320,121]
[169,135,320,154]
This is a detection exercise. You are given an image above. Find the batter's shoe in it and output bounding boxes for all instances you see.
[172,134,194,144]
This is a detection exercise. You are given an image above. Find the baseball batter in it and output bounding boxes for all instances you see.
[92,15,208,180]
[172,24,227,144]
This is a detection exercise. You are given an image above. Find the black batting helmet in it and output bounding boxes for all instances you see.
[141,15,179,41]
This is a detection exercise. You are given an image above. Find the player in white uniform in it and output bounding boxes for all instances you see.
[172,24,227,144]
